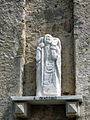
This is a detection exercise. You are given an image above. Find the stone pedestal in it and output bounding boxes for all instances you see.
[11,95,83,118]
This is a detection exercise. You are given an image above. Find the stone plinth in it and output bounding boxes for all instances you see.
[11,95,83,118]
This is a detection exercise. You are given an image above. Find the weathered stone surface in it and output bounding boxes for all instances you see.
[74,0,90,119]
[0,0,25,120]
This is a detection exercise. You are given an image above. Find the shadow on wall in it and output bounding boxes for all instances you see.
[23,61,36,96]
[29,104,75,120]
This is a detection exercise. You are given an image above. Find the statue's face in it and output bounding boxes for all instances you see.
[45,34,52,44]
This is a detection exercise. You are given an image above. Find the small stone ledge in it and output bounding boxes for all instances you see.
[11,95,83,118]
[11,95,83,104]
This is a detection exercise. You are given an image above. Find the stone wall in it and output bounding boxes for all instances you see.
[23,0,75,96]
[0,0,25,119]
[1,0,90,120]
[74,0,90,120]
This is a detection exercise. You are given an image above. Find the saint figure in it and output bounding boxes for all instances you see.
[36,34,61,96]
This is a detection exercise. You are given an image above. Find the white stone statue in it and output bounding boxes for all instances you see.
[36,34,61,96]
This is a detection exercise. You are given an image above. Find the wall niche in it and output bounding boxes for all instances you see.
[23,0,75,96]
[22,0,75,120]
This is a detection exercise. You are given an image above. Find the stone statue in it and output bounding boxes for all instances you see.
[36,34,61,96]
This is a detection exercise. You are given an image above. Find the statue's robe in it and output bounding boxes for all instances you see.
[43,38,61,96]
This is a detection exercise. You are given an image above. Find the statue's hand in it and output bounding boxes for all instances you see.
[39,43,45,48]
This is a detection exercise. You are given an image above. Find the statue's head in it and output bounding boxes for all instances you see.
[44,34,53,45]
